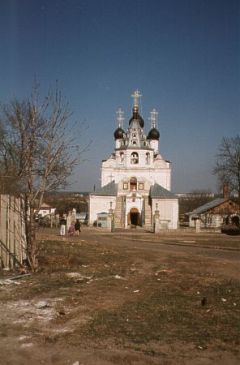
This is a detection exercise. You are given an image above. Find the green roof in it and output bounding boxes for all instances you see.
[150,183,176,199]
[91,181,117,196]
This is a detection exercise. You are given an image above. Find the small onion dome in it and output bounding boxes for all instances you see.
[147,127,160,140]
[129,108,144,128]
[114,127,125,140]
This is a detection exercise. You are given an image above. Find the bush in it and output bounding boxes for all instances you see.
[221,224,240,236]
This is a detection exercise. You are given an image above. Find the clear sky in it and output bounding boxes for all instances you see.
[0,0,239,193]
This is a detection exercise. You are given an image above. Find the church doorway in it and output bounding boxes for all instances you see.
[129,207,140,226]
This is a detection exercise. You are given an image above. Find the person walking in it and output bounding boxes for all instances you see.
[68,222,75,236]
[59,216,66,236]
[75,219,81,235]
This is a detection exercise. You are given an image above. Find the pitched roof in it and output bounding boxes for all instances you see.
[188,198,227,215]
[39,203,52,208]
[91,181,117,196]
[150,183,176,199]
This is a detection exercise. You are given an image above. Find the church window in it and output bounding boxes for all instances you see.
[130,177,137,191]
[131,152,139,164]
[132,133,136,137]
[120,152,124,162]
[139,183,144,190]
[123,182,128,190]
[132,141,136,145]
[146,152,150,164]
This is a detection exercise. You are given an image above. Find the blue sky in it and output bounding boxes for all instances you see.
[0,0,239,192]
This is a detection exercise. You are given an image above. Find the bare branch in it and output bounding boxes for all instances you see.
[213,135,240,201]
[0,82,88,269]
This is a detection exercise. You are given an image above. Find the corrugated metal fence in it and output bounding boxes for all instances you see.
[0,195,27,269]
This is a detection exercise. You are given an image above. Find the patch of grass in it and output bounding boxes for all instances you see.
[38,239,133,273]
[77,279,240,349]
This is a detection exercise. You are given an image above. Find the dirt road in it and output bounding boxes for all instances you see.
[0,228,239,365]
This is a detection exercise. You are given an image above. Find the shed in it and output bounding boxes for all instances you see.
[96,212,108,228]
[188,198,240,228]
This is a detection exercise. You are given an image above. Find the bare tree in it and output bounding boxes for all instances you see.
[213,135,240,203]
[179,189,213,219]
[0,83,86,270]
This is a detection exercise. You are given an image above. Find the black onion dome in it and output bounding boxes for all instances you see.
[138,115,144,128]
[129,108,144,128]
[114,127,125,140]
[147,127,160,140]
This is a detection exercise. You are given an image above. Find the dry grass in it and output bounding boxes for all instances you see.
[0,230,239,364]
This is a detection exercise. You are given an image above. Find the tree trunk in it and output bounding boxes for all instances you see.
[24,194,38,271]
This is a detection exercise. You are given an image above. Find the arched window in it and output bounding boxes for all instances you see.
[146,152,150,164]
[130,177,137,191]
[120,152,124,162]
[131,152,139,164]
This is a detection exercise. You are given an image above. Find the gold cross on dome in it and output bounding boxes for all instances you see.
[150,108,158,128]
[116,108,124,128]
[131,90,142,107]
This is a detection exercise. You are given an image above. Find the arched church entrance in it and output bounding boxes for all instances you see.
[129,207,140,226]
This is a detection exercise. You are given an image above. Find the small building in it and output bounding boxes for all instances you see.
[96,212,108,228]
[76,212,88,224]
[188,198,240,228]
[37,203,56,218]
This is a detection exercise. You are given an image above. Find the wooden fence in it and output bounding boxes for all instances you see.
[0,195,27,269]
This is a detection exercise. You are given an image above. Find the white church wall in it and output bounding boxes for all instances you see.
[124,149,155,168]
[153,170,171,190]
[153,199,179,229]
[89,195,116,225]
[149,140,159,152]
[101,166,171,190]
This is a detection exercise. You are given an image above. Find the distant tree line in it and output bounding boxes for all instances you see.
[44,192,89,215]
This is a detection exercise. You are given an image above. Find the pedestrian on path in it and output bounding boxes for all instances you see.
[59,216,66,236]
[75,219,81,235]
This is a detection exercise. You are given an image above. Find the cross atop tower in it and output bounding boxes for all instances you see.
[150,108,158,128]
[116,108,124,128]
[131,90,142,108]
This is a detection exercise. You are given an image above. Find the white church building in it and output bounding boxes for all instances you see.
[89,91,179,230]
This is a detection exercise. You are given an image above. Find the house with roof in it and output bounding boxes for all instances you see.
[89,91,179,230]
[188,198,240,228]
[36,203,56,218]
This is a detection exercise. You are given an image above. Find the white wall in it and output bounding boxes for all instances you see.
[189,213,224,228]
[101,148,171,190]
[101,166,171,190]
[152,198,179,229]
[89,195,116,225]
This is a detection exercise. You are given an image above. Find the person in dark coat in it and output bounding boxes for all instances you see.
[75,219,81,235]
